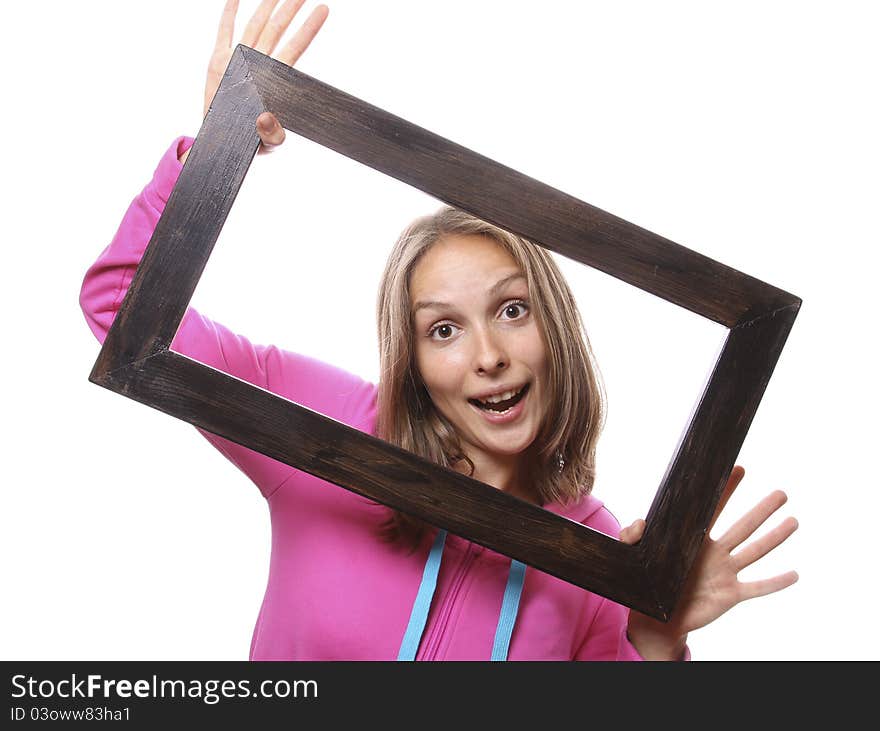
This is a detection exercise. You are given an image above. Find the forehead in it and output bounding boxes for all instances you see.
[410,234,522,299]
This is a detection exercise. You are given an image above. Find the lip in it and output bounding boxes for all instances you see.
[468,383,530,425]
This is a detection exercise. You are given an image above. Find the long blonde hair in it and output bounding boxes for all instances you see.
[376,206,606,546]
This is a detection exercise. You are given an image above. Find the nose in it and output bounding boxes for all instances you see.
[472,326,508,375]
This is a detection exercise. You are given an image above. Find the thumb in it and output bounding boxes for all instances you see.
[619,518,646,545]
[256,112,286,153]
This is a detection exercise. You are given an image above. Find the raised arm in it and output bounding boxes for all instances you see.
[80,1,377,499]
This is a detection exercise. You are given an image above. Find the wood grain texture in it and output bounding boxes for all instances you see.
[96,349,653,615]
[642,304,800,613]
[89,45,802,621]
[246,47,795,328]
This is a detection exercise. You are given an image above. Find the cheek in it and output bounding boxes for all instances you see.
[414,343,468,401]
[515,325,549,374]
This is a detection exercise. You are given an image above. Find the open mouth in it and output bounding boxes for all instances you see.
[468,383,530,414]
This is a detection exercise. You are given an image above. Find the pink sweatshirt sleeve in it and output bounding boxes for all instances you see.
[80,137,378,499]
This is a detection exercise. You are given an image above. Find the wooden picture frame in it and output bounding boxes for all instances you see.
[89,46,800,621]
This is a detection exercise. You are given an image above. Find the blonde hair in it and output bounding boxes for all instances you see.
[376,206,606,546]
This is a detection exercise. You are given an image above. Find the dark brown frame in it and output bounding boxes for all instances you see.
[89,46,800,621]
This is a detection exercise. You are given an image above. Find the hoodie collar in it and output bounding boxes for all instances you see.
[397,493,604,660]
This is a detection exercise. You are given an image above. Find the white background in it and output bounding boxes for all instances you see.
[2,0,877,660]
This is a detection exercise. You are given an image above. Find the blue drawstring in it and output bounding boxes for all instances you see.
[491,559,526,661]
[397,530,525,661]
[397,529,448,661]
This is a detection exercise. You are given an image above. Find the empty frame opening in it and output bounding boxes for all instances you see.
[176,126,729,535]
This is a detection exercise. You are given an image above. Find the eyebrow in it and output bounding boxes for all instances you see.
[413,272,526,315]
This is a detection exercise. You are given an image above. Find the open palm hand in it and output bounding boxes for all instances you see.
[621,466,799,659]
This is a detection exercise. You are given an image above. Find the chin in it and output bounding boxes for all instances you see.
[480,432,539,457]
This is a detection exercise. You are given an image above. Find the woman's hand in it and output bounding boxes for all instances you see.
[182,0,329,163]
[620,465,799,660]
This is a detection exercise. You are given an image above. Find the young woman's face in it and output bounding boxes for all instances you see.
[410,234,549,469]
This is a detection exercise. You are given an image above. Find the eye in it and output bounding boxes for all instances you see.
[428,322,459,341]
[500,300,529,321]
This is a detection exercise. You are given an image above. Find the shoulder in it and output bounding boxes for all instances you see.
[544,493,622,539]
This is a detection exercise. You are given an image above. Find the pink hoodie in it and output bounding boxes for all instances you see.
[80,136,650,660]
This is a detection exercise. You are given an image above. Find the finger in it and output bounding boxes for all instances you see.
[717,490,788,553]
[214,0,240,52]
[255,0,307,54]
[739,570,799,602]
[731,516,798,573]
[619,519,645,546]
[241,0,282,48]
[256,112,286,150]
[708,465,745,534]
[276,4,330,66]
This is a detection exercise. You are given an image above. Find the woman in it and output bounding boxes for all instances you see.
[80,0,798,660]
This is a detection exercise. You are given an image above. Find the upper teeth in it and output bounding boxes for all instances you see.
[481,387,522,404]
